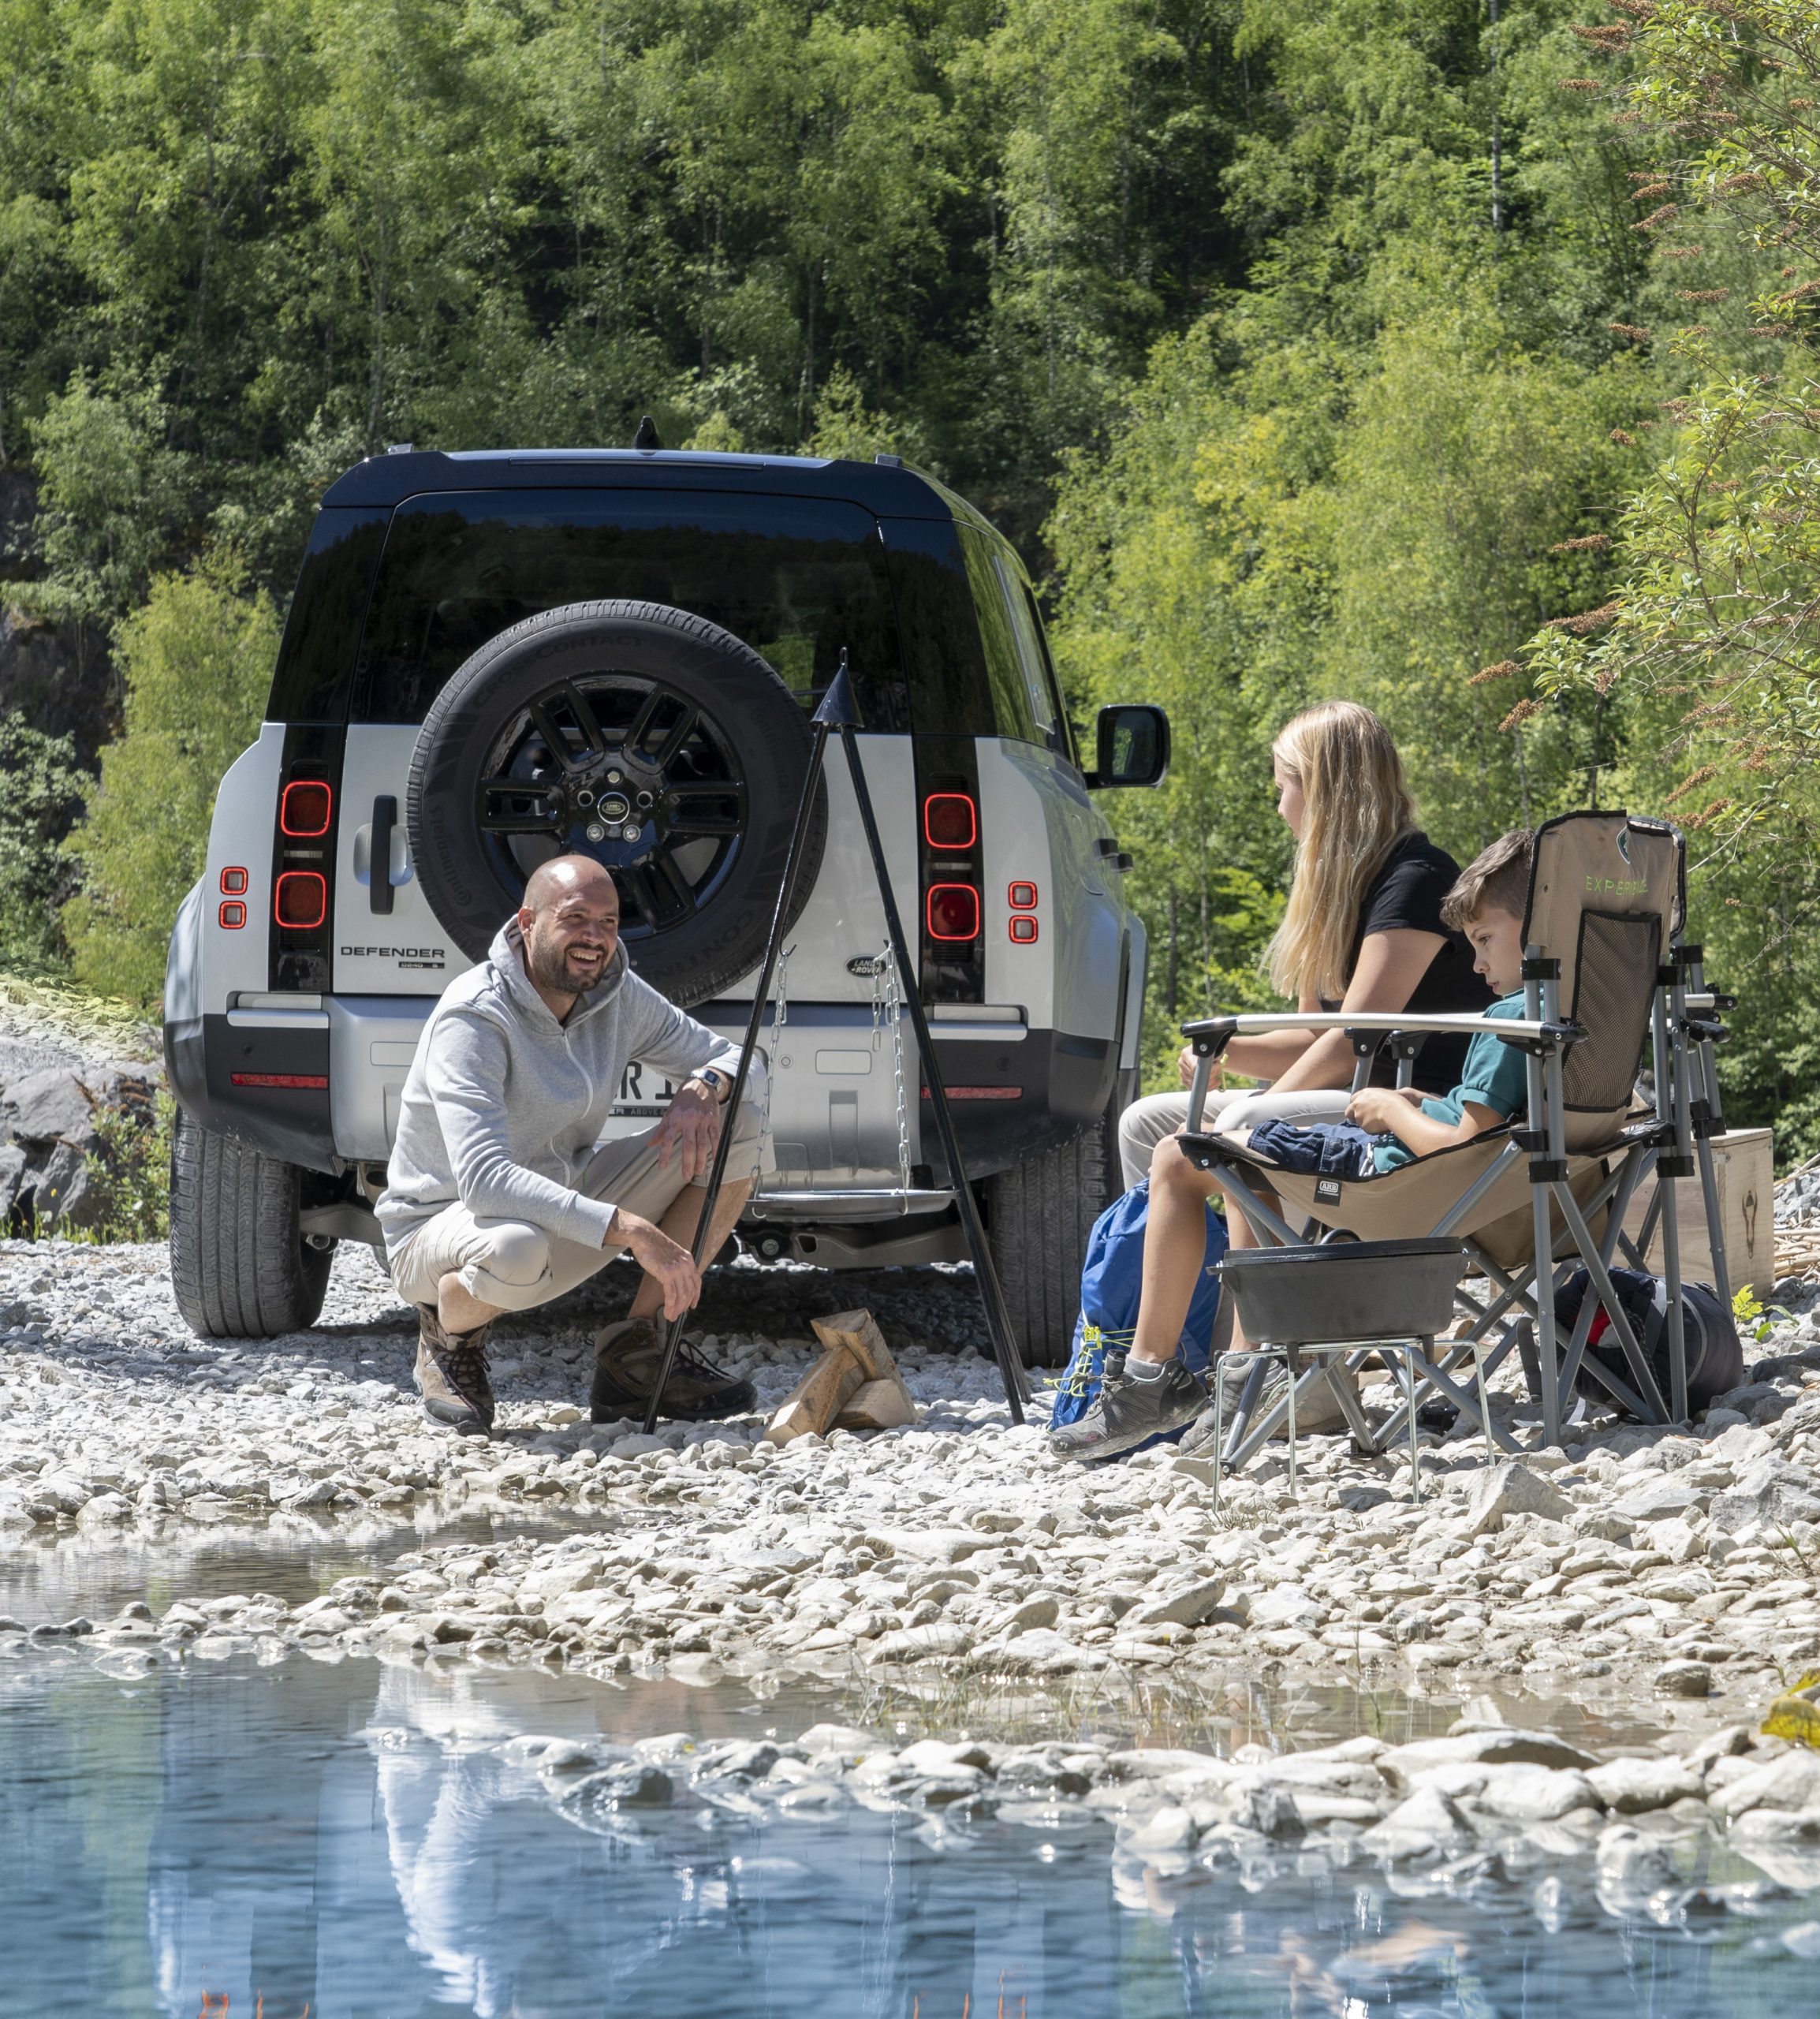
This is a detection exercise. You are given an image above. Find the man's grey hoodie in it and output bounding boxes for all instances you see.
[377,919,748,1257]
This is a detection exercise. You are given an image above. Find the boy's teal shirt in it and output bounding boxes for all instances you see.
[1371,992,1530,1173]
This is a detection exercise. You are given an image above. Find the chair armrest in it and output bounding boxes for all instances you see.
[1178,1010,1581,1055]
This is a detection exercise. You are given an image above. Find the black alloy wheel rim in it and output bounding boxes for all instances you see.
[474,672,748,938]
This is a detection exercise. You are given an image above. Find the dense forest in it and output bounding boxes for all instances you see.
[0,0,1814,1151]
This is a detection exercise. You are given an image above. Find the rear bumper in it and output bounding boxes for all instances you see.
[170,995,1117,1192]
[922,1027,1115,1177]
[166,1012,338,1174]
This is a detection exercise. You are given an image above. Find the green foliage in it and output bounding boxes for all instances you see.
[803,367,923,465]
[1516,0,1820,1159]
[1329,309,1635,847]
[0,0,1259,614]
[0,0,1811,1175]
[62,560,277,1002]
[0,718,87,972]
[1046,0,1648,1054]
[1732,1283,1790,1346]
[78,1086,174,1243]
[13,370,192,625]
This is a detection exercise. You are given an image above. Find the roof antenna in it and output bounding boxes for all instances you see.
[632,414,662,451]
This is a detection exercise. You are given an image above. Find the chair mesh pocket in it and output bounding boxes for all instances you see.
[1565,911,1658,1111]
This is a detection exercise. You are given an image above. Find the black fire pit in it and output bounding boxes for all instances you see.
[1218,1237,1466,1346]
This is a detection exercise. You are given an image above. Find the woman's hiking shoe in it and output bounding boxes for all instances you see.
[1047,1352,1205,1461]
[590,1317,756,1423]
[414,1306,496,1435]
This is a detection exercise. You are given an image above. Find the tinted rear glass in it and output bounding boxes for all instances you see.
[349,491,910,730]
[266,506,390,722]
[956,524,1069,754]
[878,517,997,740]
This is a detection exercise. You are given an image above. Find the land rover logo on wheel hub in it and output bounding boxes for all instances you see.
[597,790,632,823]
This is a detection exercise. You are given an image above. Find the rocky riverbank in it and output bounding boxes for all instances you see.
[6,1230,1820,1711]
[9,1219,1820,1907]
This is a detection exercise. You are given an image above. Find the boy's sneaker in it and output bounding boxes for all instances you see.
[1174,1360,1358,1460]
[1047,1352,1205,1461]
[414,1306,496,1435]
[589,1317,756,1423]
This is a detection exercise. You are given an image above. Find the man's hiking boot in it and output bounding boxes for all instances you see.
[415,1306,496,1435]
[1047,1351,1205,1461]
[589,1316,756,1424]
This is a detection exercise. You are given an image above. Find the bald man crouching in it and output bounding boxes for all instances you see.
[376,856,763,1435]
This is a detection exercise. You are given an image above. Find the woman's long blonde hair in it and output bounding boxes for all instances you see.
[1265,701,1419,1002]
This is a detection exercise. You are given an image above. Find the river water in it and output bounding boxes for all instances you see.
[6,1642,1820,2019]
[4,1526,1819,2018]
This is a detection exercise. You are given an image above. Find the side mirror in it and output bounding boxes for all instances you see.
[1087,704,1170,788]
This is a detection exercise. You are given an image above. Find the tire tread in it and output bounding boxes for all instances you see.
[985,1110,1117,1368]
[169,1109,333,1340]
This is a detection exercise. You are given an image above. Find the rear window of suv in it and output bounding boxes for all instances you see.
[346,490,913,731]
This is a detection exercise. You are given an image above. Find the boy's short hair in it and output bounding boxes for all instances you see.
[1442,829,1533,931]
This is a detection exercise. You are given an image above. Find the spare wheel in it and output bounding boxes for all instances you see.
[408,601,826,1006]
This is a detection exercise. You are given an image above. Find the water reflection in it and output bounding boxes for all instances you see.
[0,1647,1814,2019]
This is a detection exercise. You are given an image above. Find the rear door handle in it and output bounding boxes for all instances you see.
[371,795,397,915]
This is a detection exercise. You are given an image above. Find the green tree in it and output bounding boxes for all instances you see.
[1330,304,1632,847]
[12,368,192,626]
[62,558,277,1001]
[0,719,87,970]
[1521,0,1820,1151]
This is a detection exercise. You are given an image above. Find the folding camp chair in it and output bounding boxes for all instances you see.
[1175,811,1736,1463]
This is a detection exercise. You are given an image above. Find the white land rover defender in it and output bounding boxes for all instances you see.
[163,448,1169,1364]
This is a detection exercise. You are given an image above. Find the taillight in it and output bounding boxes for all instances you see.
[280,780,333,836]
[268,737,343,992]
[923,793,978,850]
[218,864,249,930]
[916,766,983,997]
[927,883,980,941]
[1008,879,1039,943]
[274,871,327,929]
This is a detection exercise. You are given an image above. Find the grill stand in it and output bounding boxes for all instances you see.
[641,655,1028,1431]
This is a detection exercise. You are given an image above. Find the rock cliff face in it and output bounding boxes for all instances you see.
[0,467,117,762]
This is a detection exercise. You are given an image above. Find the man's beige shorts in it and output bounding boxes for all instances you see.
[387,1101,766,1313]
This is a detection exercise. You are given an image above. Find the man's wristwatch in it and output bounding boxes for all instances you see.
[695,1067,730,1102]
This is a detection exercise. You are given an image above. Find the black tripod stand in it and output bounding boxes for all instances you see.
[640,656,1031,1432]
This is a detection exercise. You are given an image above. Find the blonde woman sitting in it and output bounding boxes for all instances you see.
[1060,700,1493,1459]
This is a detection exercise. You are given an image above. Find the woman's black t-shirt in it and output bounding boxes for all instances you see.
[1317,832,1495,1095]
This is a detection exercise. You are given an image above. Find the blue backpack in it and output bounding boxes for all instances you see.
[1049,1181,1228,1434]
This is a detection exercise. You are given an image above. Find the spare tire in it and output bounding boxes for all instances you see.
[408,601,826,1006]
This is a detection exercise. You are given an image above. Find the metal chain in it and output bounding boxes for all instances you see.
[880,937,912,1214]
[750,943,792,1189]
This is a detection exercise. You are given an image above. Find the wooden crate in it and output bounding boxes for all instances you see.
[1620,1127,1773,1299]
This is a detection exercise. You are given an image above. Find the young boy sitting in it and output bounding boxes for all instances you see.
[1244,828,1533,1178]
[1050,828,1535,1461]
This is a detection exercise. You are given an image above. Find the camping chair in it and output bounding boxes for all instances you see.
[1175,811,1736,1461]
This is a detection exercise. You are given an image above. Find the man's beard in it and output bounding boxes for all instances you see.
[527,929,607,996]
